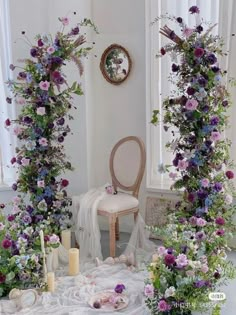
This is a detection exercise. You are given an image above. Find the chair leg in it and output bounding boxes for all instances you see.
[115,217,120,241]
[109,215,116,257]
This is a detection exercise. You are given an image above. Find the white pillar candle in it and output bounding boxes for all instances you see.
[39,230,47,280]
[68,248,79,276]
[47,272,55,292]
[52,247,59,271]
[61,229,71,250]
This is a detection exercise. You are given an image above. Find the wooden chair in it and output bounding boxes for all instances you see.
[97,136,146,257]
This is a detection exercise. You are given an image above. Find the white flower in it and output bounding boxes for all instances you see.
[0,222,5,231]
[164,286,176,298]
[38,199,47,211]
[48,234,60,245]
[25,140,36,151]
[225,194,233,204]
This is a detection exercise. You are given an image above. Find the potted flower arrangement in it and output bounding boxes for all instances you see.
[145,6,236,315]
[0,15,97,297]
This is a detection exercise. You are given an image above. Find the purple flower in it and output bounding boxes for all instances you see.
[22,215,32,224]
[6,97,12,104]
[210,115,220,125]
[169,31,176,40]
[215,217,225,225]
[58,135,64,143]
[30,48,38,58]
[23,116,33,124]
[8,214,15,222]
[70,26,80,35]
[222,100,228,107]
[214,182,223,192]
[226,170,234,179]
[189,216,197,226]
[9,64,15,71]
[175,254,188,268]
[144,284,154,298]
[176,17,183,23]
[164,254,175,266]
[51,56,63,65]
[195,231,206,241]
[158,300,170,312]
[198,77,207,86]
[160,47,166,55]
[216,229,225,236]
[194,280,206,288]
[38,38,44,47]
[114,284,125,293]
[0,273,6,284]
[57,117,65,125]
[188,193,195,203]
[12,183,18,191]
[197,190,208,200]
[172,63,179,72]
[2,239,12,249]
[187,87,195,95]
[211,66,220,73]
[196,25,203,33]
[207,53,217,65]
[189,6,200,14]
[194,48,205,58]
[18,72,27,79]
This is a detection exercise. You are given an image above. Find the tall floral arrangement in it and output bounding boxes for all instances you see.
[145,6,236,315]
[0,16,96,297]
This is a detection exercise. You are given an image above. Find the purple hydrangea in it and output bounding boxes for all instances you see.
[214,182,223,192]
[210,115,220,125]
[189,6,200,14]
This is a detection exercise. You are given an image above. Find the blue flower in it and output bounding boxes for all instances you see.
[205,197,212,207]
[44,186,54,197]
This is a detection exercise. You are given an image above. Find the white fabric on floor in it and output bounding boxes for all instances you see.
[0,264,150,315]
[72,185,156,266]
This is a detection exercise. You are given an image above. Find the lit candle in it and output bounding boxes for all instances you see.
[61,229,71,250]
[39,230,47,280]
[47,272,55,292]
[68,248,79,276]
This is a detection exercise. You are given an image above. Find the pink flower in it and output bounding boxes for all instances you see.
[37,180,45,188]
[185,99,198,111]
[0,223,5,231]
[216,229,225,236]
[13,196,21,204]
[175,254,188,268]
[13,126,23,136]
[186,270,195,277]
[201,178,209,187]
[49,234,60,244]
[12,205,20,214]
[144,284,154,298]
[36,107,46,116]
[196,218,207,227]
[183,28,194,38]
[177,160,189,170]
[201,264,209,273]
[157,246,166,256]
[169,172,177,180]
[215,217,225,225]
[39,81,50,91]
[158,300,170,312]
[21,158,30,166]
[15,97,26,105]
[210,131,221,142]
[194,48,205,58]
[189,216,197,226]
[47,46,55,54]
[61,179,69,187]
[39,137,48,146]
[60,17,69,26]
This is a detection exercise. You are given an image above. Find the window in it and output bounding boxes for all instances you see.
[146,0,224,190]
[0,0,16,185]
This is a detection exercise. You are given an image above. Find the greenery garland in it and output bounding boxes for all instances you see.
[145,6,236,315]
[0,15,97,297]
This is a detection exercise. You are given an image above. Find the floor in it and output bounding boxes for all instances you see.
[100,230,236,315]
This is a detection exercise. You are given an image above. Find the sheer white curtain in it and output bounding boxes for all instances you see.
[145,0,236,190]
[0,0,16,185]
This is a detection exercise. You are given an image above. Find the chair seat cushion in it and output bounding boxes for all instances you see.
[98,193,139,213]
